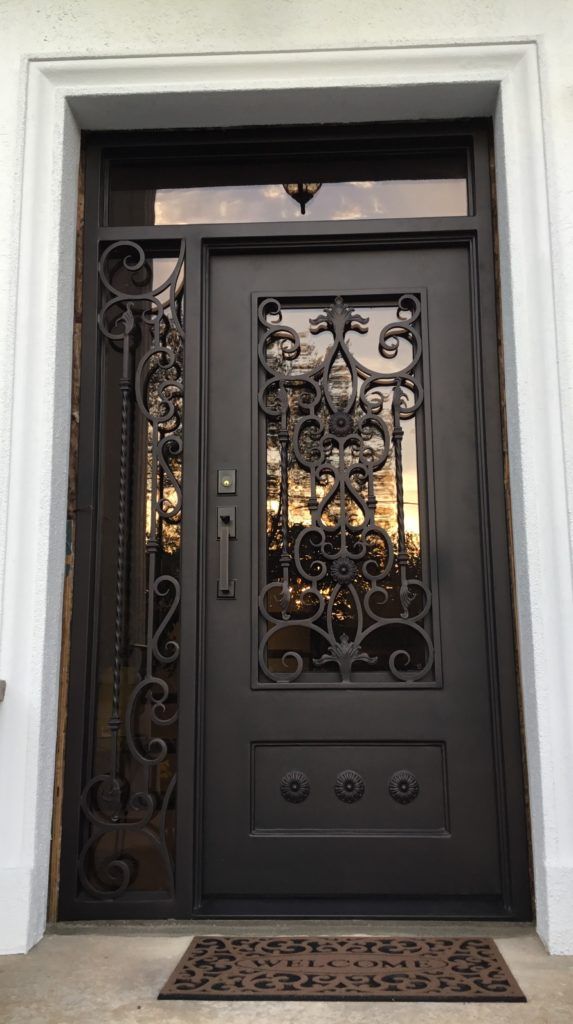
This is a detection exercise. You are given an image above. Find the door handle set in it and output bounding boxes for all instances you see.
[217,505,236,598]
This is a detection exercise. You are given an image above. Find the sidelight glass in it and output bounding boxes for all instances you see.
[82,245,184,898]
[259,296,433,685]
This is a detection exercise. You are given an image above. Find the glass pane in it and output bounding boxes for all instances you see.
[259,295,433,685]
[108,150,468,224]
[148,180,467,223]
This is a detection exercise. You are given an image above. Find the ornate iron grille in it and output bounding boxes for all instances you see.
[258,294,433,685]
[77,241,184,899]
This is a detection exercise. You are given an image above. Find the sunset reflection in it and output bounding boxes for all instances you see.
[153,179,467,224]
[266,307,420,542]
[263,301,427,678]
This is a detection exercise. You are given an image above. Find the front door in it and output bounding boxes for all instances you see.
[199,242,527,915]
[58,122,530,920]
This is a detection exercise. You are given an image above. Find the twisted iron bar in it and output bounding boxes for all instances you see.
[278,417,290,618]
[392,384,411,615]
[109,303,135,781]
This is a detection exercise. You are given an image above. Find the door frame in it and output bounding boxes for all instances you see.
[3,43,572,953]
[58,120,527,920]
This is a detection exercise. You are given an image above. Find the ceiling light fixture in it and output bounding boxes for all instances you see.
[282,182,322,214]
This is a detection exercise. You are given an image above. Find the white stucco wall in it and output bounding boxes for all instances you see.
[0,1,572,956]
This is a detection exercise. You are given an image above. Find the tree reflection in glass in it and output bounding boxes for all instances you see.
[261,297,433,684]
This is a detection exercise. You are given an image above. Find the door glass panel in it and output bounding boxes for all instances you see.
[259,295,432,685]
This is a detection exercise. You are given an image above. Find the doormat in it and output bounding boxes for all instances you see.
[158,936,526,1002]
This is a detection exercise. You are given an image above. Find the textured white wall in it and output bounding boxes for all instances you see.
[0,1,572,956]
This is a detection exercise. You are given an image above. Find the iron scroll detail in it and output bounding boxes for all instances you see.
[258,294,433,685]
[78,241,184,900]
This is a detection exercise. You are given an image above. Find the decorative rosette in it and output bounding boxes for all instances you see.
[328,411,354,437]
[330,556,357,585]
[388,769,420,804]
[334,769,365,803]
[280,770,310,804]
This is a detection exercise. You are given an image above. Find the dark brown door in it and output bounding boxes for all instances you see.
[199,241,529,915]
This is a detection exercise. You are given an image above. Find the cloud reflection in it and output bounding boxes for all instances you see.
[154,179,467,225]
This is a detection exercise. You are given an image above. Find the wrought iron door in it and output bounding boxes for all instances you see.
[58,123,530,920]
[200,244,528,915]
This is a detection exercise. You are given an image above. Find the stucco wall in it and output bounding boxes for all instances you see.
[0,1,572,955]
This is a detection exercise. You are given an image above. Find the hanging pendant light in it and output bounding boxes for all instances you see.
[283,182,322,214]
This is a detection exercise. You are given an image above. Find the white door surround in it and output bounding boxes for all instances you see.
[1,42,572,955]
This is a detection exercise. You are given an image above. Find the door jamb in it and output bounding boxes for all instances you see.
[55,121,529,922]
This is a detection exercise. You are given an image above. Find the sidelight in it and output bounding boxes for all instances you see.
[76,241,184,899]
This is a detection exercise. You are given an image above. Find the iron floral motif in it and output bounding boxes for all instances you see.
[78,240,184,900]
[330,557,358,585]
[388,769,420,804]
[314,633,376,678]
[335,770,365,803]
[328,411,354,436]
[280,770,311,803]
[258,293,433,684]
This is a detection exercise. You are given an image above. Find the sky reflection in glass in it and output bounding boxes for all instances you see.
[152,179,467,224]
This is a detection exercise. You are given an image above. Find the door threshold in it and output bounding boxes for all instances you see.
[48,918,535,937]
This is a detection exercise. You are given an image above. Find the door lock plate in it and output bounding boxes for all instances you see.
[217,469,237,495]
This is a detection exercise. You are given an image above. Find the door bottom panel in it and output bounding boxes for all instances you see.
[194,897,516,919]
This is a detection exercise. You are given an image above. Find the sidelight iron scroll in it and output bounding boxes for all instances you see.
[258,294,434,684]
[77,241,184,899]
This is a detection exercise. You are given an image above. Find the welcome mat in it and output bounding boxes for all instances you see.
[159,935,525,1002]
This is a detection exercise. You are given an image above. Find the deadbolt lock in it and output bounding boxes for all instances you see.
[217,469,236,494]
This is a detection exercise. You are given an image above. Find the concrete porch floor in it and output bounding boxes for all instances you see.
[1,920,573,1024]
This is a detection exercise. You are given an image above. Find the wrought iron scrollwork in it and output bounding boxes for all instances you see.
[259,294,433,684]
[78,240,184,899]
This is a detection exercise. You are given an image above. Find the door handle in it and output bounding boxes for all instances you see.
[217,506,236,598]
